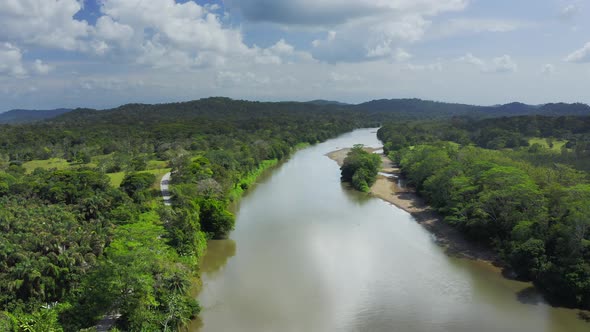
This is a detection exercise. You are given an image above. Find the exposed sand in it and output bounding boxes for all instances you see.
[326,148,500,267]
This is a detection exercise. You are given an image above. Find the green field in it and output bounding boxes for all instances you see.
[107,168,171,188]
[147,160,169,170]
[22,158,71,173]
[528,137,567,151]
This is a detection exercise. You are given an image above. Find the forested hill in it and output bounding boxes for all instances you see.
[3,98,589,125]
[49,97,354,125]
[353,98,590,118]
[0,108,71,124]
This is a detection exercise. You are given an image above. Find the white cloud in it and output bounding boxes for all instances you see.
[0,0,90,50]
[310,14,432,62]
[458,53,517,73]
[88,0,311,69]
[560,4,578,20]
[216,71,270,87]
[564,42,590,63]
[432,18,528,38]
[541,64,555,75]
[32,59,54,75]
[255,39,315,65]
[230,0,467,63]
[491,55,517,73]
[394,48,412,62]
[0,43,27,77]
[367,44,412,61]
[403,61,442,71]
[458,53,486,68]
[329,72,362,83]
[78,77,146,91]
[94,16,134,46]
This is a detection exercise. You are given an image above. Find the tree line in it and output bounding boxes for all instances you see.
[378,116,590,309]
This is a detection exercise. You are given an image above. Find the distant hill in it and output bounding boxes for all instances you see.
[482,102,540,116]
[353,98,590,119]
[306,99,350,106]
[0,108,72,124]
[354,98,480,118]
[2,98,589,125]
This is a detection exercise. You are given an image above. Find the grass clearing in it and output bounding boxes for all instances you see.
[147,160,169,170]
[22,158,71,173]
[528,137,567,152]
[107,172,126,187]
[107,168,172,188]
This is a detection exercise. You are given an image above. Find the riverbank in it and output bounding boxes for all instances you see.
[327,148,499,266]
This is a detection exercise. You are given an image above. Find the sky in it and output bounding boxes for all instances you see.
[1,0,590,110]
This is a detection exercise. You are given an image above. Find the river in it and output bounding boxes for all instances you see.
[191,128,589,332]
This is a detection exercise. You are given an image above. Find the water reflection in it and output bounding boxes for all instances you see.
[200,239,237,276]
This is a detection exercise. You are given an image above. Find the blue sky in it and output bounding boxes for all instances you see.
[0,0,589,110]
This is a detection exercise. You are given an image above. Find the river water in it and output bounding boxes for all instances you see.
[192,128,589,332]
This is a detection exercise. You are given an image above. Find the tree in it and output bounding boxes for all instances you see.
[341,145,381,192]
[120,172,156,203]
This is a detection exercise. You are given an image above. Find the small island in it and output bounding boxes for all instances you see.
[338,144,382,192]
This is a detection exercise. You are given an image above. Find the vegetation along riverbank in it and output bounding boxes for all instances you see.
[377,117,590,310]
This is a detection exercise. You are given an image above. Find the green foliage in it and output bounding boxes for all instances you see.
[196,198,235,239]
[341,145,381,192]
[61,215,199,331]
[379,119,590,309]
[120,172,156,203]
[229,159,278,201]
[1,307,64,332]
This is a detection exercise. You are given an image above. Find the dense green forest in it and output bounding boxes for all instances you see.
[0,98,371,331]
[378,115,590,309]
[1,96,590,331]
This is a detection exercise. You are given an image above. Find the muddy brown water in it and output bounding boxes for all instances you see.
[191,128,589,332]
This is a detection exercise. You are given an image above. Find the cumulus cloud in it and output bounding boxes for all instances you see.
[458,53,517,73]
[229,0,467,62]
[216,71,270,88]
[32,59,54,75]
[458,53,486,68]
[367,45,412,61]
[0,0,314,72]
[564,42,590,63]
[94,16,134,47]
[491,55,517,73]
[0,0,90,50]
[85,0,314,69]
[254,39,315,65]
[0,43,27,77]
[541,64,555,75]
[310,14,431,62]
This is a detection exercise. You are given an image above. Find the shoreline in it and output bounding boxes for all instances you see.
[326,148,501,267]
